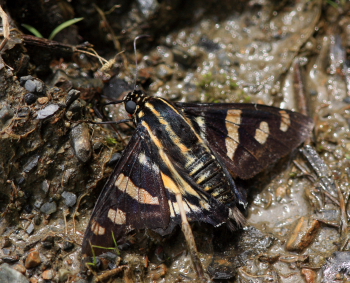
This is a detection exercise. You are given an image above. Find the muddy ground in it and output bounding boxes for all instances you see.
[0,0,350,282]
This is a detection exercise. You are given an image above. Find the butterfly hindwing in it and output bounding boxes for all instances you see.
[176,102,314,179]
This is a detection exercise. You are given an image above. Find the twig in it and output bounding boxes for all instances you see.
[0,5,10,52]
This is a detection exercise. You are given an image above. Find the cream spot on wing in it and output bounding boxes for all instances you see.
[138,152,147,165]
[279,110,291,132]
[108,208,126,225]
[168,200,180,217]
[225,109,242,158]
[254,121,269,144]
[168,200,176,217]
[184,201,200,213]
[196,116,206,140]
[115,173,159,205]
[91,219,106,235]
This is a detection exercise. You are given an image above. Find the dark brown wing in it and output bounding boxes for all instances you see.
[176,102,314,179]
[82,125,171,256]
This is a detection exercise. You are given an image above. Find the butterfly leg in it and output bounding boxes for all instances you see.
[175,193,209,281]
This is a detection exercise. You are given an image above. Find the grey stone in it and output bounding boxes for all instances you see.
[20,75,34,86]
[70,123,91,163]
[37,104,60,119]
[61,191,77,207]
[66,89,80,108]
[34,199,43,209]
[0,263,29,283]
[40,201,57,214]
[26,222,35,235]
[23,155,40,173]
[24,80,36,92]
[33,80,45,94]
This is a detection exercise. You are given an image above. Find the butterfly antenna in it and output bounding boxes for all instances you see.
[133,35,150,91]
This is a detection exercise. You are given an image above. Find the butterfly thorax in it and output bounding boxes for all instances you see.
[134,96,241,213]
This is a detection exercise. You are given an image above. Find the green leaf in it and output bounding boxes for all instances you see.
[48,17,84,40]
[326,0,339,8]
[21,24,44,38]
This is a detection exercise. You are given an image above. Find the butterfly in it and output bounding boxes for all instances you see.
[82,89,313,262]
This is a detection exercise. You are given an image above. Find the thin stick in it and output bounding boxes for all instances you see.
[175,193,207,280]
[0,5,10,52]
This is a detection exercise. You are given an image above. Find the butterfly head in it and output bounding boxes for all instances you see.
[124,89,148,116]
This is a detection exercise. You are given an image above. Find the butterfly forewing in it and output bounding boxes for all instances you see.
[177,103,314,179]
[82,126,170,255]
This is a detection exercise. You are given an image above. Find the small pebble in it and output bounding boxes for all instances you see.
[42,236,54,249]
[1,236,11,248]
[26,222,35,235]
[37,97,48,104]
[65,89,80,108]
[70,123,91,163]
[34,214,41,225]
[2,248,10,255]
[25,250,41,269]
[61,191,77,207]
[20,75,34,86]
[24,80,37,92]
[33,79,45,94]
[25,93,37,105]
[2,255,19,263]
[302,268,317,283]
[23,155,40,173]
[42,180,49,194]
[37,104,59,119]
[34,200,43,209]
[40,201,57,215]
[42,269,54,280]
[62,241,74,251]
